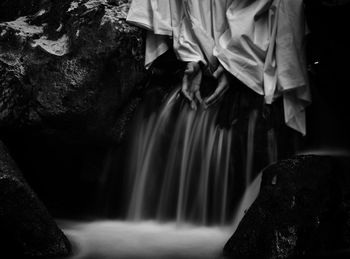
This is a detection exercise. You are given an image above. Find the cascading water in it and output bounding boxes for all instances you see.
[125,88,259,225]
[61,86,270,259]
[126,89,232,225]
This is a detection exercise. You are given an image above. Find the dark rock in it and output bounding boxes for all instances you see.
[0,0,44,22]
[0,140,71,258]
[0,0,148,218]
[224,155,350,259]
[0,0,146,144]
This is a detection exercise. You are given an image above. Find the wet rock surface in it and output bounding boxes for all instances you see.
[0,140,71,258]
[0,0,146,143]
[0,0,148,217]
[224,155,350,259]
[0,0,43,22]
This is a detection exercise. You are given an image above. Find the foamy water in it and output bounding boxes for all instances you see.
[59,173,262,259]
[60,220,232,259]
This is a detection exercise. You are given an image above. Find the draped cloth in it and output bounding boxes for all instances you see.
[127,0,311,135]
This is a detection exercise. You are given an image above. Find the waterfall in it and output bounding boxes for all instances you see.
[125,88,261,225]
[61,87,272,259]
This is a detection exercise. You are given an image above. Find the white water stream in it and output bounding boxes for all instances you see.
[59,87,266,259]
[60,173,262,259]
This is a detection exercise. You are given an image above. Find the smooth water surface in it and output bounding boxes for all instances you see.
[61,220,232,259]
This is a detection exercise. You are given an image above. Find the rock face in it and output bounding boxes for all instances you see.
[224,155,350,259]
[0,0,43,22]
[0,0,148,217]
[0,140,71,258]
[0,0,146,143]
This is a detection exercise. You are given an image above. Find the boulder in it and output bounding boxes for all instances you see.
[0,0,146,143]
[0,140,71,258]
[0,0,149,218]
[0,0,44,22]
[224,155,350,259]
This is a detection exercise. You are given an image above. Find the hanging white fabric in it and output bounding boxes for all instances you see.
[127,0,311,135]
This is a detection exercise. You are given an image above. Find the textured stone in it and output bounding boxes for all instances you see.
[0,0,149,219]
[0,140,71,258]
[0,0,146,143]
[224,155,350,259]
[0,0,44,22]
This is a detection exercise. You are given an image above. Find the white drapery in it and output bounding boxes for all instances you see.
[127,0,311,135]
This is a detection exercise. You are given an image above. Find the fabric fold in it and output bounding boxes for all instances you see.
[126,0,311,135]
